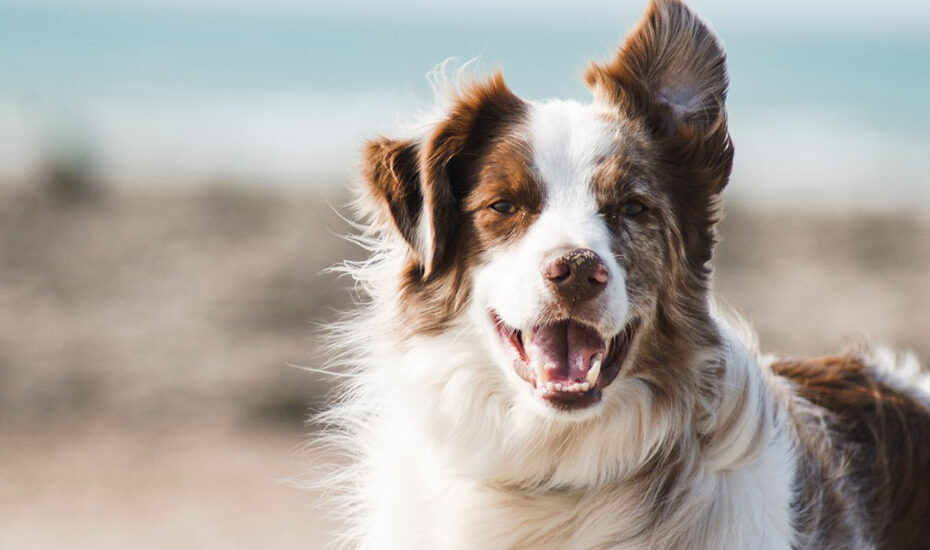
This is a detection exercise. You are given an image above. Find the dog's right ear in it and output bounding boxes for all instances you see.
[361,137,426,261]
[362,73,525,279]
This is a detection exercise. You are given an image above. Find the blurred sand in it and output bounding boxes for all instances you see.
[0,428,334,550]
[0,184,928,548]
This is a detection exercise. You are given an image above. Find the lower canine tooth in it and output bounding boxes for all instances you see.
[536,365,550,383]
[586,354,603,386]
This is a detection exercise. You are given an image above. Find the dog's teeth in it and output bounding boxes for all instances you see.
[542,380,597,393]
[586,353,603,386]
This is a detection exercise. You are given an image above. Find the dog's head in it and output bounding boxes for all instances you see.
[360,0,731,420]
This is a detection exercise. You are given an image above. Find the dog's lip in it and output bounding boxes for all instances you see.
[490,311,639,410]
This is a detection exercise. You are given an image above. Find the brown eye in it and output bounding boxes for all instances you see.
[490,201,518,215]
[619,201,646,217]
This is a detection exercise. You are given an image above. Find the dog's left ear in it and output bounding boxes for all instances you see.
[585,0,732,192]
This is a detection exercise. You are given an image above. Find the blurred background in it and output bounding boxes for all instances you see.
[1,0,928,547]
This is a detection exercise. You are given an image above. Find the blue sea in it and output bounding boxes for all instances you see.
[1,2,928,208]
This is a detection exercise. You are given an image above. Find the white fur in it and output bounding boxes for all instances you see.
[865,346,930,409]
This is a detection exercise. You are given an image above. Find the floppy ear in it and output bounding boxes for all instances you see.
[362,137,425,257]
[361,72,525,278]
[585,0,731,189]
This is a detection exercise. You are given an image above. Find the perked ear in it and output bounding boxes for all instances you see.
[585,0,729,143]
[361,72,525,278]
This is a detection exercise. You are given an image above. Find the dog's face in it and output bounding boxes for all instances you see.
[469,100,663,414]
[361,0,732,419]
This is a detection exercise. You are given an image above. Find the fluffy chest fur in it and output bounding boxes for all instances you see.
[350,332,799,550]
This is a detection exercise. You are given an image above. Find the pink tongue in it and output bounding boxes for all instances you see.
[525,321,605,382]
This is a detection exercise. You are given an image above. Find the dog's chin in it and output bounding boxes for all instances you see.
[490,310,639,413]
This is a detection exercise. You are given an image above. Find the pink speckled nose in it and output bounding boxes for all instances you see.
[542,248,608,304]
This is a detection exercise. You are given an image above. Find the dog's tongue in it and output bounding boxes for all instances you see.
[525,321,605,382]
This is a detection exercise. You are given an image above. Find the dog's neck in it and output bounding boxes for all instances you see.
[334,301,798,549]
[362,317,795,548]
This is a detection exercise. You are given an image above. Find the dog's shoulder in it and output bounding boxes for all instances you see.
[770,352,930,549]
[770,352,930,426]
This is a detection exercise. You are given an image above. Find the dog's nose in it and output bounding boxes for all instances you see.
[542,247,608,304]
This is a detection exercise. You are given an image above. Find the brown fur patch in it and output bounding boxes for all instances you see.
[464,137,541,249]
[418,72,528,277]
[361,73,529,335]
[773,355,930,549]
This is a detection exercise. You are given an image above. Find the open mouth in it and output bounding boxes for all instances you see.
[491,311,639,411]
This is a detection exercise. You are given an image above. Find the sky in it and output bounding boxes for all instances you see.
[7,0,930,26]
[0,0,928,208]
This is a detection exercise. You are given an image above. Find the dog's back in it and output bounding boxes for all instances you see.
[772,354,930,548]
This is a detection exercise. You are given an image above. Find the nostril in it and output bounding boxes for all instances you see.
[590,264,609,285]
[545,260,571,282]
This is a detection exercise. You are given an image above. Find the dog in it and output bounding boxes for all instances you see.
[320,0,930,548]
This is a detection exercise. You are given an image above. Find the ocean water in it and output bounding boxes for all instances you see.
[1,3,928,208]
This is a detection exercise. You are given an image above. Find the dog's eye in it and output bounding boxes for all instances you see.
[490,201,518,215]
[619,201,646,217]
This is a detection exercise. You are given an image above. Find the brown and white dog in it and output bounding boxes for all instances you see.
[321,1,930,548]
